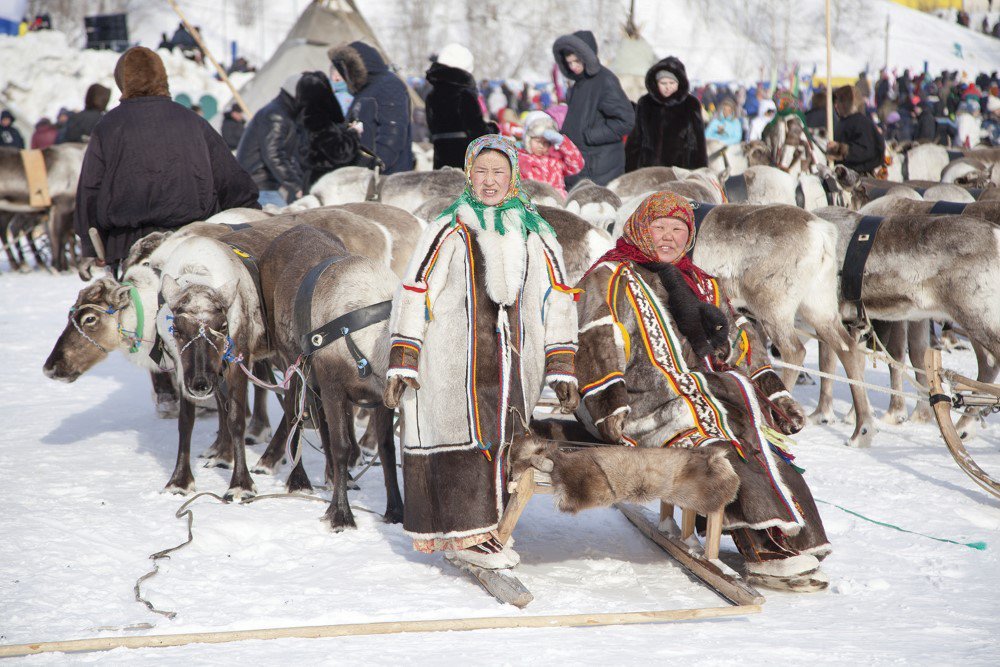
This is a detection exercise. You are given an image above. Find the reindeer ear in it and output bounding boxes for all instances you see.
[110,283,132,310]
[161,275,183,307]
[216,279,240,307]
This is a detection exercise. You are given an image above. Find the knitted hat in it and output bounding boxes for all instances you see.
[436,43,474,74]
[522,110,557,139]
[655,70,679,84]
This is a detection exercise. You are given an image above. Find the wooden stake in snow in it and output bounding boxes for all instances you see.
[825,0,834,166]
[0,605,760,657]
[165,0,253,118]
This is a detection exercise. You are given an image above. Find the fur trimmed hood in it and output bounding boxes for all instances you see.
[297,71,344,130]
[328,41,387,94]
[645,56,691,107]
[833,85,864,117]
[114,47,170,100]
[553,30,601,80]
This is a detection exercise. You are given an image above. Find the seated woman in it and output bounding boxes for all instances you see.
[574,191,831,592]
[383,135,580,570]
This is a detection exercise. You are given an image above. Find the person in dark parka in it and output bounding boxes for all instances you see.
[328,40,414,174]
[75,47,258,273]
[220,105,246,151]
[625,56,707,171]
[552,30,634,187]
[58,83,111,144]
[828,85,885,176]
[296,71,361,187]
[424,42,492,169]
[236,74,305,206]
[0,110,25,148]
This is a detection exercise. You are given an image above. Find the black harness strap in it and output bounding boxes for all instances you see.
[928,200,970,215]
[723,174,748,203]
[228,242,272,351]
[691,201,716,232]
[840,215,885,319]
[227,223,252,231]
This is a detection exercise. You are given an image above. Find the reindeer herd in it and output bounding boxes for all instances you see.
[26,137,1000,530]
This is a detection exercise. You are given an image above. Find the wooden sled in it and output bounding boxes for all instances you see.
[454,463,764,612]
[925,349,1000,500]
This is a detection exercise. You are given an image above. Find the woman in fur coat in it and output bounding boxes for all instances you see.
[625,57,708,171]
[425,43,493,169]
[383,135,581,570]
[295,71,361,187]
[574,192,831,592]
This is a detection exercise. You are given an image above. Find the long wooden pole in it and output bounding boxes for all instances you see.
[825,0,834,165]
[165,0,253,118]
[0,605,760,658]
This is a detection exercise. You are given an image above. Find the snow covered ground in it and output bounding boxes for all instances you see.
[2,268,998,663]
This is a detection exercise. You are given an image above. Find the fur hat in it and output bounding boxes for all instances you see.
[832,85,857,114]
[436,43,474,74]
[84,83,112,111]
[114,47,170,100]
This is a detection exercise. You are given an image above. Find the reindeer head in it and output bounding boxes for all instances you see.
[121,231,173,273]
[161,275,240,400]
[743,140,771,166]
[43,278,134,382]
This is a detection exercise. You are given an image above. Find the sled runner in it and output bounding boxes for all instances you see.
[452,451,765,611]
[925,349,1000,500]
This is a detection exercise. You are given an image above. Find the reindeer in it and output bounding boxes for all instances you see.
[376,167,465,212]
[255,225,404,529]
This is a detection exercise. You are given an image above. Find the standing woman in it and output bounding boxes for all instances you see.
[625,56,707,171]
[424,43,492,169]
[384,135,580,570]
[295,71,362,187]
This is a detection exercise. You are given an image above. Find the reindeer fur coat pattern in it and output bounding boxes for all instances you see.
[388,204,579,544]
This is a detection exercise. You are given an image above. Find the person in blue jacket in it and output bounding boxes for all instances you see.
[328,41,414,174]
[705,97,743,145]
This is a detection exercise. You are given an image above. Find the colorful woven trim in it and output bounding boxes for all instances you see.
[581,370,625,397]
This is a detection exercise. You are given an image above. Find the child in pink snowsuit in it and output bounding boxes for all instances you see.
[516,110,583,196]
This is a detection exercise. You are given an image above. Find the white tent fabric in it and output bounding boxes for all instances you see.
[237,0,388,115]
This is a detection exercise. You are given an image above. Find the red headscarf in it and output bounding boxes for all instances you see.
[591,192,715,301]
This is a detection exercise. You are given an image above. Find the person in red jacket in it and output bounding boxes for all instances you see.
[30,117,59,149]
[516,110,583,196]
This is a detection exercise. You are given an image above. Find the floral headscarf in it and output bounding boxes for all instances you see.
[591,191,714,300]
[437,134,553,238]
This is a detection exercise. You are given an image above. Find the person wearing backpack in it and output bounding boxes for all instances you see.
[828,85,885,176]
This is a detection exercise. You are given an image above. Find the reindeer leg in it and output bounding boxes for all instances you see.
[954,339,1000,440]
[222,367,256,502]
[810,340,837,425]
[245,360,273,444]
[150,370,179,419]
[374,404,404,524]
[164,396,196,494]
[318,391,357,531]
[769,323,806,392]
[880,321,909,425]
[203,392,234,468]
[820,322,876,447]
[907,320,934,423]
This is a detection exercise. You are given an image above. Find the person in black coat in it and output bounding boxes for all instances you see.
[296,71,361,187]
[913,98,937,143]
[220,105,246,151]
[58,83,111,144]
[236,74,305,206]
[75,47,258,273]
[328,41,414,174]
[0,110,24,148]
[624,56,707,171]
[828,85,885,175]
[552,30,635,187]
[424,42,492,169]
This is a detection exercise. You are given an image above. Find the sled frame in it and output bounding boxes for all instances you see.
[490,469,765,609]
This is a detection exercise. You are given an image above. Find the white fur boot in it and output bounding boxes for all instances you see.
[450,537,520,570]
[746,554,829,593]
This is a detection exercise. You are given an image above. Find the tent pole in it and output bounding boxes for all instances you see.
[825,0,833,165]
[165,0,253,118]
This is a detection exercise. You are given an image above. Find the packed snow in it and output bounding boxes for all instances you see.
[1,269,998,663]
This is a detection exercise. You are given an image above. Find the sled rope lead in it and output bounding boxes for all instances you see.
[816,499,986,551]
[135,490,386,619]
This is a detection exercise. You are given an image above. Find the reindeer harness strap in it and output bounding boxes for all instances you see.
[840,215,884,321]
[723,174,748,203]
[928,201,969,215]
[227,242,272,352]
[293,255,391,379]
[690,202,716,242]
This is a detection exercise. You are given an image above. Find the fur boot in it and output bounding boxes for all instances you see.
[510,435,740,515]
[746,554,829,593]
[449,537,520,570]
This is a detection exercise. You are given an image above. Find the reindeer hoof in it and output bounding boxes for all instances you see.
[224,485,257,503]
[245,425,272,445]
[808,409,836,425]
[880,411,907,426]
[324,507,357,532]
[251,460,276,475]
[163,481,195,496]
[204,457,234,470]
[909,407,934,424]
[383,505,404,524]
[847,426,875,448]
[155,396,179,420]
